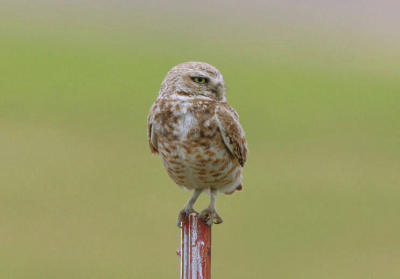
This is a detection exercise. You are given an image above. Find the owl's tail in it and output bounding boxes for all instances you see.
[224,184,243,195]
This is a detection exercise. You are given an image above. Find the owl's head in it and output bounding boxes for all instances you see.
[160,62,226,101]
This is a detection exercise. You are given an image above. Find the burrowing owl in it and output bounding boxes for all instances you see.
[147,62,248,227]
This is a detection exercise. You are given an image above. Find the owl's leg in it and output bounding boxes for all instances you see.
[199,188,223,226]
[177,189,202,228]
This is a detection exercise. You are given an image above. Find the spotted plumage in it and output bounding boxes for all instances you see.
[147,62,248,226]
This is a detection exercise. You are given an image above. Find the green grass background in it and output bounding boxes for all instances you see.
[1,2,400,278]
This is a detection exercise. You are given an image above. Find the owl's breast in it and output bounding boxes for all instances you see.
[158,128,241,192]
[153,99,218,142]
[151,98,242,191]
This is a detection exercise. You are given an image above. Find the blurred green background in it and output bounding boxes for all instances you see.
[1,1,400,278]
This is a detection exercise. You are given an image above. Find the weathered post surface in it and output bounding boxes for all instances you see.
[178,213,211,279]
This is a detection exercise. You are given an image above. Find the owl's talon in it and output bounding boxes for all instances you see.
[214,214,223,224]
[199,208,223,226]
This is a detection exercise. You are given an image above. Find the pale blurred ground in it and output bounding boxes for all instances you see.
[1,1,400,278]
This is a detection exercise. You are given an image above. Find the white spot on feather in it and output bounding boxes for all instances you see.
[182,113,196,139]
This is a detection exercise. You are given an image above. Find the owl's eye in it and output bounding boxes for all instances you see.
[191,77,209,84]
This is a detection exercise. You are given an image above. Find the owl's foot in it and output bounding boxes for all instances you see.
[177,208,197,228]
[177,189,202,228]
[199,208,223,226]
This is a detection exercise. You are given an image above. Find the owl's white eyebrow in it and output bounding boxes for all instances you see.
[189,73,208,78]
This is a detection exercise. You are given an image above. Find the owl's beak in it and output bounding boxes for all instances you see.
[210,82,224,100]
[212,82,224,95]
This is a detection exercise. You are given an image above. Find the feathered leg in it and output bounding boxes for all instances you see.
[177,189,202,228]
[199,188,223,226]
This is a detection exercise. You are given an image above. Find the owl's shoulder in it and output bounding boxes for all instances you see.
[214,102,248,166]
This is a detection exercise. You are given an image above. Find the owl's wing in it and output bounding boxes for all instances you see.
[147,105,159,154]
[216,104,248,167]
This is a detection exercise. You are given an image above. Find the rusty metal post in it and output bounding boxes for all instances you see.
[178,213,211,279]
